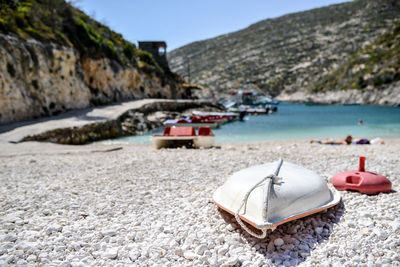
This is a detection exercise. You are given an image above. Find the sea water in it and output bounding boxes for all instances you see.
[105,103,400,144]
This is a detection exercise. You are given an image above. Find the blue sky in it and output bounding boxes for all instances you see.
[78,0,348,51]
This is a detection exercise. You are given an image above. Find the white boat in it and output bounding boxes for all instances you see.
[163,118,221,129]
[152,126,215,149]
[191,110,239,117]
[213,159,341,238]
[163,122,221,129]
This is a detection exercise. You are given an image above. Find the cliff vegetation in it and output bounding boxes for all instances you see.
[309,22,400,92]
[0,0,161,73]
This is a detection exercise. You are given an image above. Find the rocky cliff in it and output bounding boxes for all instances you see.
[0,0,187,124]
[168,0,400,105]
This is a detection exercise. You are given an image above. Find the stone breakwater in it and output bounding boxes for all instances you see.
[0,140,399,266]
[0,33,187,124]
[21,100,224,145]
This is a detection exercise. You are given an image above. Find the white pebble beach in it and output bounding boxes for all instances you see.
[0,139,399,266]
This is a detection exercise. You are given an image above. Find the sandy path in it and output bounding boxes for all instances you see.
[0,99,196,143]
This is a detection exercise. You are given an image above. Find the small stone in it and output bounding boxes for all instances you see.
[46,224,63,235]
[2,235,17,242]
[184,251,196,260]
[129,250,140,262]
[207,256,218,266]
[103,248,118,259]
[42,209,51,216]
[315,227,323,235]
[217,245,228,256]
[101,229,117,237]
[59,262,72,267]
[238,255,251,263]
[357,228,370,235]
[195,244,208,256]
[26,255,37,262]
[374,229,388,240]
[226,224,235,231]
[346,221,356,228]
[389,221,400,231]
[174,248,183,257]
[225,255,239,266]
[360,211,372,218]
[274,238,284,247]
[267,241,275,252]
[242,260,253,267]
[300,251,310,257]
[3,214,20,223]
[360,219,374,227]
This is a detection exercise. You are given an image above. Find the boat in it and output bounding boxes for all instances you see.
[163,116,222,128]
[213,159,341,238]
[228,105,272,115]
[192,111,239,120]
[152,126,215,149]
[231,89,280,106]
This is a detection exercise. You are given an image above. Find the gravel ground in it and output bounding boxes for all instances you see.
[0,140,399,266]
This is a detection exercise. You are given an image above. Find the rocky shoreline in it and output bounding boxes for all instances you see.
[277,84,400,106]
[20,100,224,145]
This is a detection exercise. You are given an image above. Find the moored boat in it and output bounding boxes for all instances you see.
[163,115,224,128]
[192,111,239,121]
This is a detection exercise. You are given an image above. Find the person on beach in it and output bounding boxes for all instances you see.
[310,135,385,145]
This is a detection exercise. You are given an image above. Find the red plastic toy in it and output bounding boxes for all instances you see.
[332,157,392,194]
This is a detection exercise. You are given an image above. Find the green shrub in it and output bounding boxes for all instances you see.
[74,18,102,48]
[123,43,136,60]
[106,39,116,57]
[136,50,156,65]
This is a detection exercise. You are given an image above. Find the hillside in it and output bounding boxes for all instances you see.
[310,23,400,92]
[168,0,400,104]
[0,0,187,124]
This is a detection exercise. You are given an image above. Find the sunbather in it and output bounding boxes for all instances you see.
[310,135,385,145]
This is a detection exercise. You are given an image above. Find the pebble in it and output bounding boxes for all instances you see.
[183,251,196,260]
[103,248,118,259]
[225,255,239,266]
[389,221,400,231]
[315,227,323,235]
[217,245,229,256]
[195,244,208,255]
[274,238,284,247]
[101,229,117,237]
[2,235,17,242]
[26,255,37,262]
[373,229,388,240]
[174,248,183,257]
[128,251,140,262]
[1,141,399,266]
[207,256,218,266]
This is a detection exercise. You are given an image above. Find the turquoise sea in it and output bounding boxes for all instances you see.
[105,103,400,144]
